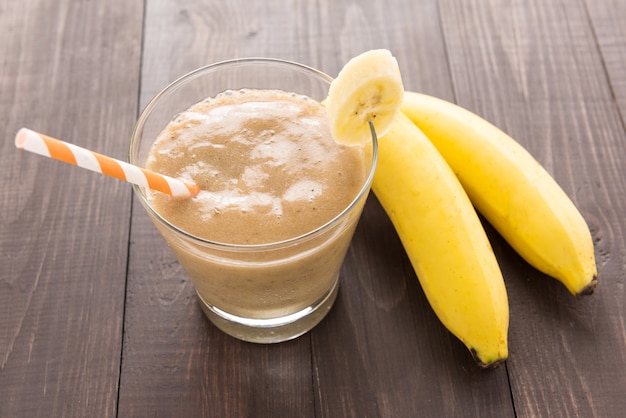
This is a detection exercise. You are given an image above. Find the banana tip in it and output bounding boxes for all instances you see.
[470,348,507,369]
[576,277,598,297]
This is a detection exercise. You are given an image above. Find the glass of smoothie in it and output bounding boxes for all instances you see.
[129,58,377,343]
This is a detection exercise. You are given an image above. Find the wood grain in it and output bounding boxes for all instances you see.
[0,0,142,416]
[118,214,315,417]
[119,1,319,416]
[309,1,514,416]
[2,0,626,416]
[586,0,626,124]
[438,0,626,416]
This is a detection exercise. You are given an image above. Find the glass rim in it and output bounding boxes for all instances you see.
[129,57,379,251]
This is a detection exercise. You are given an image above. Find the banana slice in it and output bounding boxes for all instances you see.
[326,49,404,145]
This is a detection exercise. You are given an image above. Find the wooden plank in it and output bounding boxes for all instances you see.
[0,0,143,417]
[118,1,317,416]
[138,0,327,108]
[586,0,626,123]
[438,0,626,416]
[309,1,515,416]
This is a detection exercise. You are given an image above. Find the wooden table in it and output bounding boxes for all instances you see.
[2,0,625,416]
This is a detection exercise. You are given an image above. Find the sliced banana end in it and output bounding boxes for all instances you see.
[326,49,404,145]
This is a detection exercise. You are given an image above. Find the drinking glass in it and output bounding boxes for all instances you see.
[130,58,378,343]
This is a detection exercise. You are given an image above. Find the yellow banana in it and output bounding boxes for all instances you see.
[373,113,509,368]
[401,92,597,296]
[326,50,508,367]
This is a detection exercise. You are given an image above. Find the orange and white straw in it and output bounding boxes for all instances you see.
[15,128,200,198]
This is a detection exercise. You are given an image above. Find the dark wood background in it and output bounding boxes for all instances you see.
[1,0,625,416]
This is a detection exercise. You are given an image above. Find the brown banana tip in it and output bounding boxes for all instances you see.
[576,277,598,297]
[470,348,507,369]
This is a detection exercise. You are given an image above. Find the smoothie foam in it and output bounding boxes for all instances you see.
[145,89,367,245]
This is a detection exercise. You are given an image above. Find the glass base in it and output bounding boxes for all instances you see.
[196,278,339,343]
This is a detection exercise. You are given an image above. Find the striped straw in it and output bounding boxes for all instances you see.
[15,128,200,198]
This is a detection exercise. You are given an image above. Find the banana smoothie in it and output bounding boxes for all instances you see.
[142,87,371,341]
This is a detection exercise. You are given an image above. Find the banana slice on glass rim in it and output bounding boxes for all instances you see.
[326,49,405,145]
